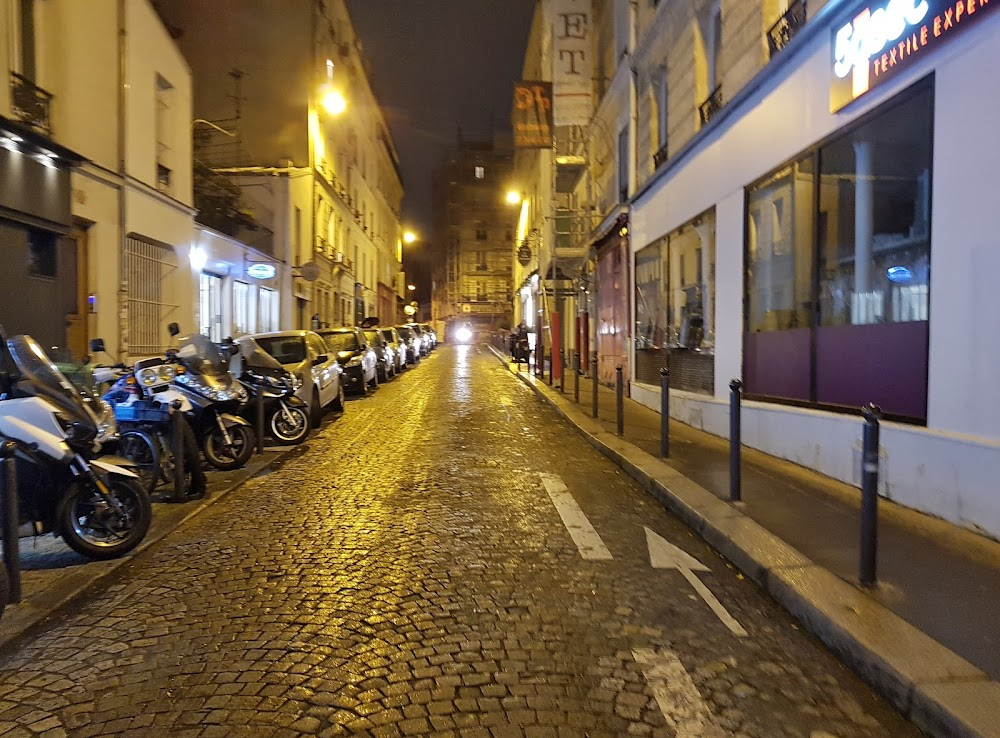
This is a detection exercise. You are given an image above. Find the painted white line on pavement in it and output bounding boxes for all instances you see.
[645,527,748,638]
[540,473,613,560]
[632,647,725,738]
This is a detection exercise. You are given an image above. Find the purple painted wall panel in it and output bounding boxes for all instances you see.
[816,321,928,420]
[744,329,811,402]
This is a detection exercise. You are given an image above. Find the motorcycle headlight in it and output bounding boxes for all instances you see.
[158,365,177,382]
[138,368,159,386]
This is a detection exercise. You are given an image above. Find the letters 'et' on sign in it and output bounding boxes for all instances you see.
[549,0,593,126]
[830,0,998,112]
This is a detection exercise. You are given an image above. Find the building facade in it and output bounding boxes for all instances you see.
[514,0,1000,539]
[0,0,196,359]
[432,136,517,338]
[158,0,405,334]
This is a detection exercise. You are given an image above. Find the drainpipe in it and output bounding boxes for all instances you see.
[117,0,128,357]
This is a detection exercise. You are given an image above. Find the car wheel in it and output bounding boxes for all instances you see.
[332,383,345,412]
[369,368,379,389]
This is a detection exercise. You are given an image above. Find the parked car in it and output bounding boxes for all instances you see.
[253,330,344,426]
[418,324,438,349]
[380,327,408,373]
[363,329,396,383]
[407,323,431,357]
[395,326,421,365]
[319,327,378,395]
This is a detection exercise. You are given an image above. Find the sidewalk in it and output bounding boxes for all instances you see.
[0,445,299,653]
[492,347,1000,738]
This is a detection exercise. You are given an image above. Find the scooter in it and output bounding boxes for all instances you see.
[233,337,311,446]
[0,332,152,560]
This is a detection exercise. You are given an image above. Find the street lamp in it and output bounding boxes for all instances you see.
[407,284,416,291]
[321,88,347,116]
[403,231,417,245]
[506,191,522,206]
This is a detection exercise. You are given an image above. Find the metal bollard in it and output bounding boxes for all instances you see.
[538,343,545,380]
[573,352,580,404]
[558,350,565,393]
[591,354,599,419]
[171,400,186,502]
[860,403,883,588]
[729,379,743,503]
[255,389,265,455]
[615,365,624,436]
[660,367,670,459]
[1,440,22,604]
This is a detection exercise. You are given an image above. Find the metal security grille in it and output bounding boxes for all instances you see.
[124,236,177,356]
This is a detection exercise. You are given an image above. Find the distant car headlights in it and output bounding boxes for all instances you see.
[456,327,473,343]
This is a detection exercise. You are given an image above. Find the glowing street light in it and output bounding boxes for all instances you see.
[403,231,417,244]
[321,89,347,116]
[506,191,522,206]
[407,284,416,291]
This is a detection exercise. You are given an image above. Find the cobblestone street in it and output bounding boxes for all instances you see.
[0,345,919,737]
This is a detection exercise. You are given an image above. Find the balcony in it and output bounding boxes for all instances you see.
[767,0,808,58]
[10,72,53,136]
[699,85,723,127]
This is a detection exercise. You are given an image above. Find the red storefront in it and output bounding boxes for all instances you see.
[594,215,630,385]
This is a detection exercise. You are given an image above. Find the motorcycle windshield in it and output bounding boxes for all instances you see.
[47,347,98,399]
[6,335,96,427]
[236,337,284,372]
[176,334,229,378]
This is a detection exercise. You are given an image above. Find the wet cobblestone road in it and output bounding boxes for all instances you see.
[0,345,920,737]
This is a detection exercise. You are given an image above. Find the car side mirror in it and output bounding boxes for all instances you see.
[313,354,328,366]
[168,323,180,337]
[89,338,106,353]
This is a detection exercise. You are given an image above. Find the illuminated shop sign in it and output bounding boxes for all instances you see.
[246,263,277,280]
[831,0,997,111]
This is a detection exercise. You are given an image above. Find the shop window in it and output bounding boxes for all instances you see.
[233,281,251,335]
[744,83,933,422]
[27,230,57,278]
[199,273,224,342]
[634,209,716,394]
[258,287,277,333]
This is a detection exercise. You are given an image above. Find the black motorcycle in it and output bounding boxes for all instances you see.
[169,328,255,471]
[233,337,311,446]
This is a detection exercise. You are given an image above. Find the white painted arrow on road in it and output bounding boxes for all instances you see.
[632,647,725,738]
[645,527,748,638]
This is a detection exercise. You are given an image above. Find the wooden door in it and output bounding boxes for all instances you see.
[64,225,89,358]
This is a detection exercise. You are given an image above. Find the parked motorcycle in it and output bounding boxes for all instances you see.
[0,333,152,560]
[168,327,254,471]
[233,337,311,446]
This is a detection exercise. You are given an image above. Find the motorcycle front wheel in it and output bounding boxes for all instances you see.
[270,404,311,445]
[203,424,254,471]
[118,429,160,496]
[59,477,152,560]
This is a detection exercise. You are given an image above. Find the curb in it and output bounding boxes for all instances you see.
[0,446,299,655]
[487,345,1000,738]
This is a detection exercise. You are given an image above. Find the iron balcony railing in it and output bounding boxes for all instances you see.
[699,85,723,127]
[767,0,808,58]
[10,72,53,135]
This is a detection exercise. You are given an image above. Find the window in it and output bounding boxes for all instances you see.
[634,209,716,394]
[474,166,485,179]
[233,281,251,335]
[475,229,488,241]
[124,236,177,355]
[476,251,487,269]
[17,0,36,79]
[709,4,723,88]
[617,128,629,202]
[744,83,933,422]
[199,273,224,342]
[258,288,277,333]
[657,77,669,149]
[27,230,56,278]
[155,74,174,194]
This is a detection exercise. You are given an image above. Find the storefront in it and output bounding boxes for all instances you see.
[0,118,84,351]
[630,1,1000,536]
[594,214,630,385]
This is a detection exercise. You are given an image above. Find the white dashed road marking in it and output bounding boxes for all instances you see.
[632,647,725,738]
[540,473,613,560]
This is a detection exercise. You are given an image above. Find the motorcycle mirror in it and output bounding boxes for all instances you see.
[89,338,106,354]
[168,323,180,337]
[228,344,240,356]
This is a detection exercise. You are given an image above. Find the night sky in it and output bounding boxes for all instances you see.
[345,0,536,300]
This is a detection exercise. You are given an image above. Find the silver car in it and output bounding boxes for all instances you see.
[252,330,345,426]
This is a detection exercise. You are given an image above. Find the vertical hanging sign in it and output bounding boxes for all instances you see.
[550,0,593,126]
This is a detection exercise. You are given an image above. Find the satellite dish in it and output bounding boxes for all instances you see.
[298,261,320,282]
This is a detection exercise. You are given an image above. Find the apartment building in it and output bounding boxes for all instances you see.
[0,0,195,358]
[432,136,517,338]
[158,0,405,333]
